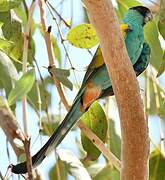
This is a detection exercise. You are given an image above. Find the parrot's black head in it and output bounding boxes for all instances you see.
[130,6,152,25]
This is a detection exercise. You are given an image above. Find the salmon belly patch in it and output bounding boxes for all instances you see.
[82,80,102,110]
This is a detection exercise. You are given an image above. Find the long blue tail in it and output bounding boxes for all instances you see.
[11,98,85,174]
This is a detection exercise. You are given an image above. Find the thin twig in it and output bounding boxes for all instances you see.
[0,170,4,180]
[78,121,121,171]
[22,0,36,178]
[45,2,79,85]
[22,0,36,134]
[23,137,33,180]
[39,0,70,111]
[47,1,71,28]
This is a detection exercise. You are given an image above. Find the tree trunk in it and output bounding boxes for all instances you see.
[84,0,149,179]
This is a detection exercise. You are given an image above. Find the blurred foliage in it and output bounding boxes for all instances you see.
[0,51,18,96]
[93,165,120,180]
[0,0,21,12]
[149,150,165,180]
[8,69,35,106]
[109,119,121,159]
[48,67,73,90]
[49,159,68,180]
[40,114,62,136]
[0,0,165,179]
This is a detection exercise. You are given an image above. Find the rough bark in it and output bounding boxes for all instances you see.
[84,0,149,179]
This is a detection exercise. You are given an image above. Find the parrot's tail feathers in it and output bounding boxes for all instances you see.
[11,99,84,174]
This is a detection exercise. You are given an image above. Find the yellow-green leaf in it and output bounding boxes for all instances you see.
[149,150,165,180]
[94,165,120,180]
[144,19,164,70]
[67,24,99,49]
[0,11,23,62]
[157,51,165,77]
[8,69,35,106]
[0,0,21,12]
[0,51,18,95]
[81,101,108,161]
[158,21,165,40]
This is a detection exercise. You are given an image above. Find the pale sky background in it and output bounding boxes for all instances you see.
[0,0,164,179]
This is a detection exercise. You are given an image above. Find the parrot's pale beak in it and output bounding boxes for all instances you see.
[144,12,153,24]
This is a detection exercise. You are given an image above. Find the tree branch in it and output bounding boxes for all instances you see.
[0,98,25,157]
[38,0,70,111]
[84,0,149,179]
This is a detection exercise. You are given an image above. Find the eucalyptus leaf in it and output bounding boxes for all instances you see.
[109,119,121,159]
[40,114,61,136]
[57,149,92,180]
[49,67,73,90]
[28,77,51,111]
[149,150,165,180]
[0,38,13,57]
[81,101,108,161]
[8,69,35,106]
[49,159,68,180]
[158,21,165,40]
[116,0,141,18]
[0,51,18,95]
[158,0,165,40]
[157,51,165,77]
[0,11,23,62]
[67,24,99,49]
[159,0,165,24]
[147,76,165,118]
[144,20,164,70]
[0,0,21,12]
[94,165,120,180]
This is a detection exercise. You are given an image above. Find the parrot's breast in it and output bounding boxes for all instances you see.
[125,23,144,65]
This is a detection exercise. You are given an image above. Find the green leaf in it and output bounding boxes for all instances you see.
[49,67,73,90]
[49,159,68,180]
[149,150,165,180]
[0,11,23,62]
[40,114,61,136]
[57,149,92,180]
[0,38,13,55]
[109,119,121,159]
[28,76,51,111]
[144,19,164,70]
[8,69,35,106]
[157,51,165,77]
[81,101,108,161]
[14,4,27,26]
[116,0,141,18]
[158,21,165,40]
[0,21,3,28]
[0,51,18,95]
[147,76,165,118]
[0,0,21,12]
[94,165,120,180]
[159,0,165,24]
[67,24,99,49]
[158,0,165,40]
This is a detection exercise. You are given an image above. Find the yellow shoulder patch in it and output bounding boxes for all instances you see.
[120,24,130,38]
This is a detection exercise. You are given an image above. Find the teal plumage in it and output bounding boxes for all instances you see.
[11,6,152,174]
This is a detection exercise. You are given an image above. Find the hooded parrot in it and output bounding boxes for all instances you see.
[11,6,152,174]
